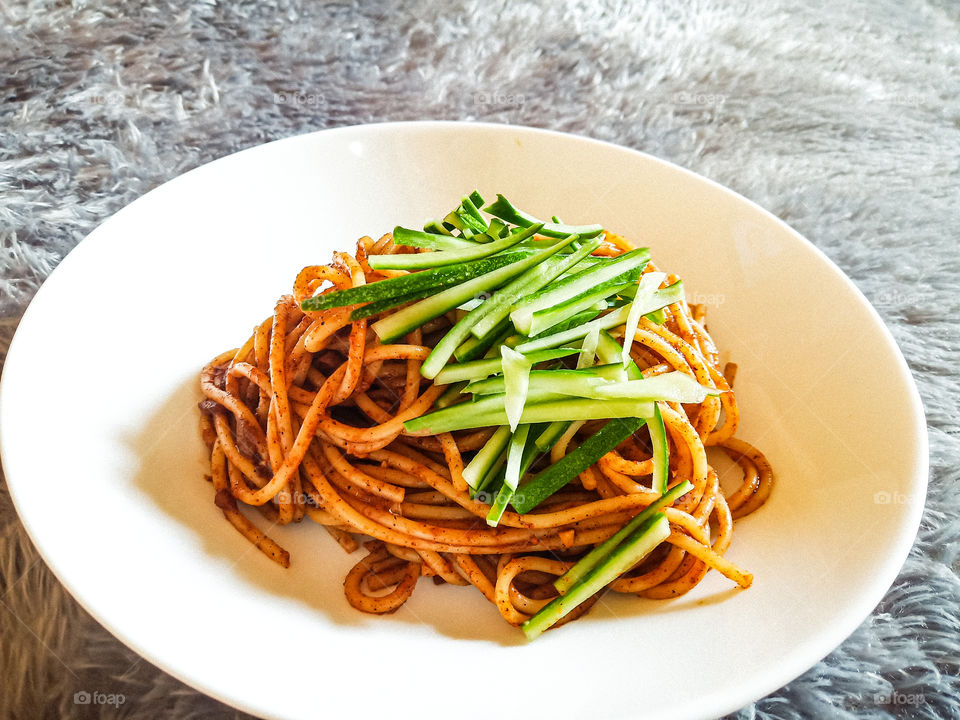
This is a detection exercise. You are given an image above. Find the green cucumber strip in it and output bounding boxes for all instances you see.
[504,424,531,490]
[393,226,477,251]
[486,483,515,526]
[591,372,721,403]
[511,416,648,514]
[472,452,507,500]
[484,334,506,358]
[535,421,571,452]
[418,230,582,378]
[522,513,670,639]
[432,347,579,385]
[465,364,628,397]
[460,194,488,230]
[511,239,596,257]
[458,208,488,235]
[454,320,512,362]
[373,233,550,344]
[577,327,601,369]
[444,209,481,236]
[462,426,512,489]
[486,425,547,526]
[650,404,669,494]
[514,281,685,354]
[475,422,549,505]
[484,194,604,239]
[515,304,633,352]
[487,218,509,238]
[595,330,644,380]
[528,308,603,338]
[422,220,453,236]
[594,329,623,365]
[368,226,537,270]
[553,481,692,595]
[645,308,667,324]
[514,372,605,398]
[467,369,717,404]
[468,238,601,340]
[457,296,484,312]
[501,347,533,431]
[404,396,654,436]
[434,381,469,410]
[510,248,651,334]
[525,281,633,338]
[621,272,667,366]
[488,245,554,260]
[348,285,446,320]
[302,250,528,312]
[521,424,550,462]
[557,255,609,271]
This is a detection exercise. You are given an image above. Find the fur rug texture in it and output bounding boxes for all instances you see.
[1,1,958,718]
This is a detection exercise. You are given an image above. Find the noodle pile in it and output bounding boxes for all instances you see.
[198,230,773,629]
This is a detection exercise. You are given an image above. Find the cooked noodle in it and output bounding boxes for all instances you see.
[198,229,773,629]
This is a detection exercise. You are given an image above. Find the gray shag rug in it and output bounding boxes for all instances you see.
[1,1,958,718]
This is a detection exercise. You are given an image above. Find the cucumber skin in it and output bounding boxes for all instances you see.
[522,513,670,639]
[510,416,647,514]
[301,250,531,313]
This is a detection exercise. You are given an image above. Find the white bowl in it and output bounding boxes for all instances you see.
[0,122,927,720]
